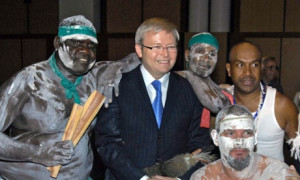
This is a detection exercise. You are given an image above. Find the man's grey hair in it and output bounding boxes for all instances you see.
[135,17,179,45]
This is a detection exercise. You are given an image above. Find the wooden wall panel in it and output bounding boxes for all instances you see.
[183,32,228,84]
[0,0,27,34]
[143,0,181,31]
[107,38,135,60]
[29,0,58,34]
[245,38,281,64]
[107,0,142,33]
[0,40,22,84]
[285,0,300,32]
[22,39,48,67]
[212,33,228,84]
[240,0,284,32]
[281,38,300,99]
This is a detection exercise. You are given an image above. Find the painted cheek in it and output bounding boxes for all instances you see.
[190,54,202,61]
[219,136,255,157]
[211,56,217,64]
[58,46,74,69]
[88,60,96,69]
[218,136,234,158]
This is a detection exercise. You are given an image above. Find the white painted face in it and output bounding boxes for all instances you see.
[211,114,256,170]
[188,43,218,77]
[58,40,96,76]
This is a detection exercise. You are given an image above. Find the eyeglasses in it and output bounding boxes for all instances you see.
[141,44,178,53]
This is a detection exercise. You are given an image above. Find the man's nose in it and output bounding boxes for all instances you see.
[243,65,252,75]
[234,138,244,146]
[162,47,170,57]
[199,53,209,62]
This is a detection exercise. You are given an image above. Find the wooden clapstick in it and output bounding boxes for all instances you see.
[50,90,105,178]
[48,103,83,177]
[72,90,105,146]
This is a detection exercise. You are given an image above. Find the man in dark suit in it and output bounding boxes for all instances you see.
[94,17,211,180]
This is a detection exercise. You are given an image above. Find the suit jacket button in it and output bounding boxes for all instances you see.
[157,135,162,139]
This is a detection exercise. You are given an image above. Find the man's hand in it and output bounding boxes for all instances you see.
[97,62,123,107]
[286,165,300,180]
[31,140,74,167]
[192,148,202,155]
[97,53,141,107]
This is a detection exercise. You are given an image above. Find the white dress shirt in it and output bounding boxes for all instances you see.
[140,65,169,107]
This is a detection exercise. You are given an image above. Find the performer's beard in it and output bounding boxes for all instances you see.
[227,153,251,171]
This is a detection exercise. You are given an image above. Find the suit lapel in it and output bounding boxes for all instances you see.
[127,67,157,126]
[160,73,179,128]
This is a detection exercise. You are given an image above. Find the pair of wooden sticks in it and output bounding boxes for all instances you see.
[47,90,106,178]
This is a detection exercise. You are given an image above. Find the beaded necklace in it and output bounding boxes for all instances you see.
[233,83,266,136]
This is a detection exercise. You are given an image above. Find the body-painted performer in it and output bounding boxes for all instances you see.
[225,41,298,163]
[177,32,232,129]
[178,32,231,114]
[191,104,299,180]
[0,15,139,180]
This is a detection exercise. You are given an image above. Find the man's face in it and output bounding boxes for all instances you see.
[262,60,278,82]
[135,30,177,79]
[211,115,255,171]
[226,43,262,94]
[188,43,218,77]
[58,39,97,76]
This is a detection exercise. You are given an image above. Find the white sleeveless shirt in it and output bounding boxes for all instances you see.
[228,85,285,161]
[255,86,284,161]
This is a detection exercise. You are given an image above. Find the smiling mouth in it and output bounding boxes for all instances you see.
[200,65,210,70]
[157,60,169,64]
[79,58,88,63]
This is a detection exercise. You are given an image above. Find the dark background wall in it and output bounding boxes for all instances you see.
[0,0,300,99]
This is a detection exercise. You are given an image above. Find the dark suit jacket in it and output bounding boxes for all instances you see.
[95,65,211,180]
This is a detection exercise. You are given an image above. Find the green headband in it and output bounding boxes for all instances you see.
[188,33,219,50]
[58,25,97,39]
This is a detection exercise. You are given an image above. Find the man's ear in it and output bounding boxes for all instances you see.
[135,44,142,58]
[53,36,60,50]
[211,129,219,146]
[185,49,190,61]
[225,63,231,77]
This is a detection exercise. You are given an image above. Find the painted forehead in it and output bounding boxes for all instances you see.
[190,43,218,51]
[219,114,254,131]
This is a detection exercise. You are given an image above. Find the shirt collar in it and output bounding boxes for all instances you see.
[140,65,170,88]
